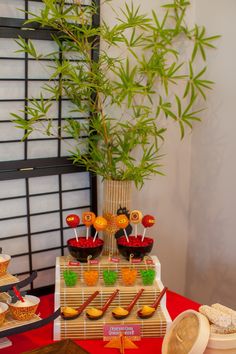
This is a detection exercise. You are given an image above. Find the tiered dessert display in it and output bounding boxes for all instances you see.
[54,211,171,340]
[0,254,60,349]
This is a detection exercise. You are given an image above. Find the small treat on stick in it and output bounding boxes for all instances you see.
[130,210,142,238]
[93,216,107,242]
[66,214,80,242]
[115,214,129,243]
[141,214,155,242]
[82,211,96,240]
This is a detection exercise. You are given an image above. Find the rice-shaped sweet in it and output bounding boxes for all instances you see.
[8,295,40,321]
[0,254,11,276]
[0,303,8,327]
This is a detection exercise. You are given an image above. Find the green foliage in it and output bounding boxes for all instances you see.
[12,0,220,189]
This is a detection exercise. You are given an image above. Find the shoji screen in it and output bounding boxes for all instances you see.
[0,0,98,293]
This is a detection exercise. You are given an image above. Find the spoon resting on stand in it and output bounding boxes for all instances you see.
[137,286,167,319]
[61,290,99,320]
[112,288,144,320]
[86,289,119,320]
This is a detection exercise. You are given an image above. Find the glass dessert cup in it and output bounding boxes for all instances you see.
[140,269,156,285]
[63,269,78,287]
[8,295,40,321]
[83,270,99,286]
[102,270,118,286]
[0,254,11,276]
[117,235,153,260]
[121,268,137,286]
[67,237,104,263]
[0,303,8,326]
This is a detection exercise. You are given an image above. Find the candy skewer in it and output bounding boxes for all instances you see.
[130,210,142,238]
[115,214,129,243]
[93,216,107,242]
[13,286,24,303]
[82,212,96,240]
[141,215,155,242]
[66,214,80,242]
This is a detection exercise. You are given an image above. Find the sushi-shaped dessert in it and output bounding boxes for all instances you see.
[66,212,106,262]
[8,287,40,321]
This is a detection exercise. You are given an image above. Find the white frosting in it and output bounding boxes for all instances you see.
[13,298,34,307]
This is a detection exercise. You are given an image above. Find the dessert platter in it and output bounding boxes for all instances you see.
[54,210,172,341]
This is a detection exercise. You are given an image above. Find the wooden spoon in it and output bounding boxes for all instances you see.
[61,290,99,320]
[112,288,144,320]
[86,289,119,320]
[137,286,167,319]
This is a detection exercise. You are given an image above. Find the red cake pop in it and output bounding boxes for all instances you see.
[141,215,155,242]
[66,214,80,242]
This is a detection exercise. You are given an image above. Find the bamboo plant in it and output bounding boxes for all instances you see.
[12,0,220,188]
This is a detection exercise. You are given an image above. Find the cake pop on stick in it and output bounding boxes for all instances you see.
[66,214,80,242]
[93,216,107,242]
[115,214,129,243]
[130,210,142,238]
[82,212,96,240]
[141,214,155,242]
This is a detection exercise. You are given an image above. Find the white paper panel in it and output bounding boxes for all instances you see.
[29,121,58,140]
[61,138,88,157]
[0,0,24,18]
[61,100,89,118]
[0,198,26,219]
[33,268,55,288]
[0,122,24,141]
[30,194,59,214]
[30,40,58,59]
[0,180,25,199]
[31,212,60,233]
[29,175,59,195]
[0,60,24,79]
[63,226,86,245]
[0,81,24,100]
[28,81,53,99]
[28,1,44,18]
[0,101,24,121]
[31,230,61,252]
[0,217,27,238]
[61,172,90,190]
[32,249,60,269]
[62,189,90,210]
[27,140,58,158]
[28,60,55,80]
[0,39,24,58]
[0,142,24,161]
[8,255,29,275]
[0,236,28,256]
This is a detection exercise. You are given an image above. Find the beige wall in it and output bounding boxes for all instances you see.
[186,0,236,307]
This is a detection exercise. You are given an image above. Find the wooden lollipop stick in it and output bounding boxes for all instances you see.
[86,227,89,240]
[141,228,147,242]
[93,231,98,242]
[124,229,129,243]
[73,228,79,242]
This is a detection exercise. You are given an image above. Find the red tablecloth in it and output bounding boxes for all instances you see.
[2,290,200,354]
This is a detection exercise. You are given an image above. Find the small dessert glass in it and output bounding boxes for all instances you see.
[83,270,99,286]
[103,270,118,286]
[121,268,137,286]
[140,269,156,285]
[8,295,40,321]
[63,269,78,287]
[0,255,11,276]
[0,303,8,326]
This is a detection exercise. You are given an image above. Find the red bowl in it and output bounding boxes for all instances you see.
[117,235,154,260]
[67,237,104,262]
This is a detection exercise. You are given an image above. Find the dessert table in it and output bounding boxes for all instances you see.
[2,290,200,354]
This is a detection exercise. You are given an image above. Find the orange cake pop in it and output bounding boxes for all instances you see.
[93,216,107,242]
[130,210,142,238]
[115,214,129,242]
[82,212,96,240]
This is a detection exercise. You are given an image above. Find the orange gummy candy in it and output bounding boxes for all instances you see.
[83,270,99,286]
[121,268,137,286]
